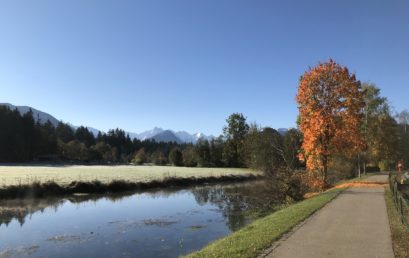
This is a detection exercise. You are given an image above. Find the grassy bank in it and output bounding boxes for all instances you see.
[184,187,345,258]
[0,174,261,199]
[0,165,257,186]
[0,165,260,199]
[384,187,409,258]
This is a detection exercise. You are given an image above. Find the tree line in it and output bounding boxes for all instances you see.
[0,105,302,172]
[0,107,181,164]
[1,59,407,191]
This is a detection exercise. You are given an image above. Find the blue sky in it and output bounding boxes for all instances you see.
[1,0,408,136]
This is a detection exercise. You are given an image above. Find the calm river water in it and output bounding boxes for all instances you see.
[0,180,287,258]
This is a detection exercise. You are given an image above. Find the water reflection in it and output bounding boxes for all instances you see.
[0,180,289,258]
[0,193,132,227]
[191,181,288,231]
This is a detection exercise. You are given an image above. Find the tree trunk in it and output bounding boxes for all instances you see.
[358,154,361,178]
[323,155,328,190]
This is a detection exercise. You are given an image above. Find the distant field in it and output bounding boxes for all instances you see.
[0,165,258,187]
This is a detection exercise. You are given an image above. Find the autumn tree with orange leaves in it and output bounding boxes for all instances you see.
[296,60,365,189]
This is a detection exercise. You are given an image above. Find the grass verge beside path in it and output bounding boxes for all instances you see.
[183,187,345,258]
[385,188,409,258]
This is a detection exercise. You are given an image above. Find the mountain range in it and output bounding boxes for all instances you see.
[131,128,214,144]
[0,103,215,144]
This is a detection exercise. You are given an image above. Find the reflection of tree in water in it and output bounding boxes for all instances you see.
[190,180,289,231]
[0,187,203,227]
[0,198,64,226]
[0,192,139,227]
[0,180,289,231]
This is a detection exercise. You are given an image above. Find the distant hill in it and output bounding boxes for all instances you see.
[0,103,60,127]
[0,103,101,137]
[277,128,289,135]
[151,130,183,144]
[130,127,164,141]
[0,103,215,144]
[175,131,196,143]
[70,124,101,137]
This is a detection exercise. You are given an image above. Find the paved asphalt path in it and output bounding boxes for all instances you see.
[267,175,394,258]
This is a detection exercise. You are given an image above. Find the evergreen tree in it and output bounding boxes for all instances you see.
[244,126,284,173]
[74,126,96,147]
[169,148,183,166]
[21,109,36,160]
[195,139,211,167]
[36,120,58,157]
[209,137,224,167]
[222,113,249,167]
[55,122,75,143]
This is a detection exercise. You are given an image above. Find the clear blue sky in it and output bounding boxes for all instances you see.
[1,0,408,136]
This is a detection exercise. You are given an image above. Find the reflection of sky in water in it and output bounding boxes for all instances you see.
[0,182,281,258]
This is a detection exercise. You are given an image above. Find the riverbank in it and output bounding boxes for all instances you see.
[0,165,261,199]
[184,187,345,258]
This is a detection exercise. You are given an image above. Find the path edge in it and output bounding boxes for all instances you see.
[256,188,347,258]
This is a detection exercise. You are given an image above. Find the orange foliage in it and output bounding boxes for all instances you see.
[296,59,365,189]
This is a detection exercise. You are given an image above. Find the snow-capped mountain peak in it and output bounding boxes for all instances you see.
[130,128,215,144]
[134,127,164,140]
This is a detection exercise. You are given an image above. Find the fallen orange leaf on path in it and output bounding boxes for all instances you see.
[303,181,387,199]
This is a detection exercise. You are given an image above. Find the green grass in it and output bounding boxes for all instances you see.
[183,187,345,258]
[384,188,409,258]
[0,165,258,187]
